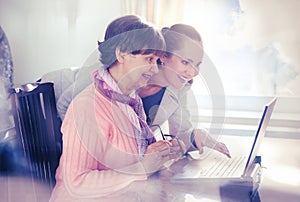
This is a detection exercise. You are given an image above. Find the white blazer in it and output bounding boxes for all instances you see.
[151,84,195,148]
[41,63,99,120]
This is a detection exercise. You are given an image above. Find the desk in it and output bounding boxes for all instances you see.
[1,136,300,202]
[258,137,300,202]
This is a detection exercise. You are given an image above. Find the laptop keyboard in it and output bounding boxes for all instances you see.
[199,156,246,177]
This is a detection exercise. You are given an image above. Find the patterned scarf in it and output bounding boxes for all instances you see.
[93,68,156,159]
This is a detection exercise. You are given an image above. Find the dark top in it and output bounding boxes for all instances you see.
[142,87,166,125]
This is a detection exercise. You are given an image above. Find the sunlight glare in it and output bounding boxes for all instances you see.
[267,165,300,186]
[185,194,219,202]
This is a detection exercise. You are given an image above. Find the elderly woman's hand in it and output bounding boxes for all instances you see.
[141,140,171,174]
[168,138,186,160]
[141,139,186,174]
[193,129,231,158]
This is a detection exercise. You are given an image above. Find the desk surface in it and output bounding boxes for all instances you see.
[1,136,300,202]
[258,137,300,202]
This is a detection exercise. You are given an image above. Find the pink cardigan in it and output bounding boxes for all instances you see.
[50,84,147,201]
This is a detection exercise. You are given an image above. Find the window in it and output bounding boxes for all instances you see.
[182,0,299,97]
[122,0,300,138]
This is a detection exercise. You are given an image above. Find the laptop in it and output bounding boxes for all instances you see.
[167,97,277,182]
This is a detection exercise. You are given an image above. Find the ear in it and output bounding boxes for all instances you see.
[159,53,168,64]
[115,48,126,64]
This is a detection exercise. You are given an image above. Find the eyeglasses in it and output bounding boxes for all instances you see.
[150,124,185,157]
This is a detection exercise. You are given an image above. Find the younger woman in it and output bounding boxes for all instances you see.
[139,24,231,158]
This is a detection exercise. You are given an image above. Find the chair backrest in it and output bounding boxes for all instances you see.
[11,82,62,187]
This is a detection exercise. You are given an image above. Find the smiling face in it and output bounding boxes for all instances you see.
[160,39,203,89]
[117,52,160,94]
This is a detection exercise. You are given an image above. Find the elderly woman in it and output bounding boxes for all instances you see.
[49,15,183,201]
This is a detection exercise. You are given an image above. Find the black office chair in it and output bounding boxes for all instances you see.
[11,82,62,187]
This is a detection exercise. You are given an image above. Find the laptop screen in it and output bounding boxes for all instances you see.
[243,97,277,175]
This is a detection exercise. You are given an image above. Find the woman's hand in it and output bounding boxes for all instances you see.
[141,140,171,174]
[141,139,187,174]
[168,138,186,160]
[193,129,231,158]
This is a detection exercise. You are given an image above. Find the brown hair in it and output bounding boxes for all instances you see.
[161,24,202,58]
[98,15,165,68]
[160,24,203,84]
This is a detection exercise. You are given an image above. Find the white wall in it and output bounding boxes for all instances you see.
[1,0,300,97]
[0,0,122,85]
